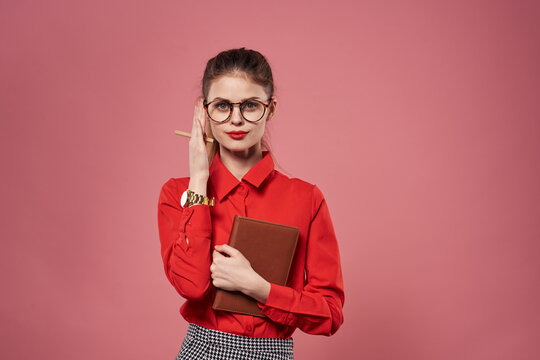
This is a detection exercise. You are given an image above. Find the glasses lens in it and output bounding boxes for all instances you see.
[208,101,231,122]
[241,100,265,122]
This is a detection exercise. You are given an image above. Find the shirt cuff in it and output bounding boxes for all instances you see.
[257,283,295,324]
[182,204,212,234]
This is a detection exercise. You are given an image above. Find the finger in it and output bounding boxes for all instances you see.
[212,278,223,288]
[213,245,229,258]
[197,98,206,134]
[214,244,228,254]
[191,100,204,140]
[192,99,200,125]
[215,244,240,257]
[214,250,228,262]
[193,98,204,137]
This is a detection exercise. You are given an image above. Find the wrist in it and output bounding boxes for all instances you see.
[244,274,270,304]
[190,171,209,181]
[181,188,214,207]
[188,177,208,196]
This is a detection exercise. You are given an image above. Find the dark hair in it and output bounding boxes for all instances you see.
[201,48,277,165]
[202,47,275,100]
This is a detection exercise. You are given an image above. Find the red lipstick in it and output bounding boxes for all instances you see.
[226,131,248,140]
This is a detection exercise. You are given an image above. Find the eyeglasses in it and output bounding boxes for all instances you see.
[203,98,271,123]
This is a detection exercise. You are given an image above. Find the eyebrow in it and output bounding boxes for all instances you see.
[209,96,262,102]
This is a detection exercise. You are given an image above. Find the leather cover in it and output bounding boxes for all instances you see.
[212,215,300,317]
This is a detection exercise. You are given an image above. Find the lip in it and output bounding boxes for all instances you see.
[226,131,248,140]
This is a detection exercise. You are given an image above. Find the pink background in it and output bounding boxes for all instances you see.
[1,0,539,359]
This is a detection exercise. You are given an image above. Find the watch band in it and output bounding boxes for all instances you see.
[182,189,215,207]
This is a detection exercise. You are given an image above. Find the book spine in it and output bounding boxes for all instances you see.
[281,229,300,286]
[227,215,241,248]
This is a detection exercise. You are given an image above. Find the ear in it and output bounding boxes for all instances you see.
[267,97,277,120]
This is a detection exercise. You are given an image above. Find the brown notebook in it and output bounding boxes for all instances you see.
[212,215,300,317]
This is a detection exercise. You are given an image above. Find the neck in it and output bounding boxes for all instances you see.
[219,144,263,181]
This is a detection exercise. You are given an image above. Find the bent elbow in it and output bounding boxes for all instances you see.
[328,305,344,336]
[169,271,211,301]
[300,297,344,336]
[325,297,344,336]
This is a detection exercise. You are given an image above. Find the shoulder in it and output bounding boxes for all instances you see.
[273,170,313,190]
[273,171,325,208]
[161,177,190,189]
[159,177,190,200]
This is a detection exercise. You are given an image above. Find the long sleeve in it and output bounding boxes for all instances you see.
[157,178,213,300]
[257,185,345,336]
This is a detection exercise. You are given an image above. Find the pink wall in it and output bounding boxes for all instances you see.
[1,0,539,359]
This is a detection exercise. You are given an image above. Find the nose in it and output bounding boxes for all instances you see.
[230,104,244,125]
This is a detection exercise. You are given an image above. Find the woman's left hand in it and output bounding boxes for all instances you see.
[210,244,270,303]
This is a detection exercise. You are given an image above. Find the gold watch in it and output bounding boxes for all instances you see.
[180,189,215,207]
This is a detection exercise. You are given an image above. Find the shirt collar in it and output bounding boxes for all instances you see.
[209,150,275,202]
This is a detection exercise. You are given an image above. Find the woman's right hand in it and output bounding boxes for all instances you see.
[188,98,210,196]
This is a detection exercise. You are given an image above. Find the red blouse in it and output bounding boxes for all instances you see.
[157,150,344,338]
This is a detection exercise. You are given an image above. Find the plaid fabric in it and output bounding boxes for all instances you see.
[175,323,294,360]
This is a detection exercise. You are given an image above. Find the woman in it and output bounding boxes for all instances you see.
[158,48,344,360]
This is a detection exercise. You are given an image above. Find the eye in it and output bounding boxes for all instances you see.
[242,101,260,111]
[215,101,230,111]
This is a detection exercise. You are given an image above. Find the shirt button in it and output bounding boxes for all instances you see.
[237,184,248,196]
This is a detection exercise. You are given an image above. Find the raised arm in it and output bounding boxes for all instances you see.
[157,98,214,300]
[158,178,213,300]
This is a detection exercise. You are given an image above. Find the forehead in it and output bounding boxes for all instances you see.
[207,74,268,101]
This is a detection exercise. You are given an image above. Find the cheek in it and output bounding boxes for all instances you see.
[253,126,264,139]
[209,124,223,138]
[252,122,266,138]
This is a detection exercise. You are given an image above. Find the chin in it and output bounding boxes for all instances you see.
[219,138,260,154]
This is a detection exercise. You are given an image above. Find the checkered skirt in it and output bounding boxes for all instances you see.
[174,322,294,360]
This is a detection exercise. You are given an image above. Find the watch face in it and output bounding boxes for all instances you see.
[180,190,188,207]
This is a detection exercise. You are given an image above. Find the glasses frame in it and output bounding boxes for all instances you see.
[203,98,272,123]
